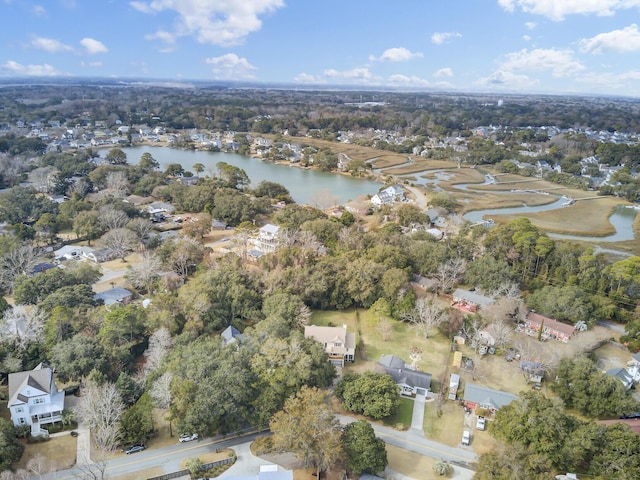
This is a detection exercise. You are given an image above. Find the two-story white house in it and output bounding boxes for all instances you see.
[7,363,65,437]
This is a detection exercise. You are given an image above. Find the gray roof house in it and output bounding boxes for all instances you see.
[378,354,432,396]
[94,287,133,306]
[221,325,245,346]
[463,383,518,414]
[452,288,495,313]
[8,363,65,437]
[606,367,634,390]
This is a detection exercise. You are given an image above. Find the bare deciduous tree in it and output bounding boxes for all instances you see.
[143,327,173,377]
[277,228,299,248]
[126,251,162,293]
[97,206,130,231]
[375,317,395,342]
[0,244,37,293]
[435,258,466,293]
[149,372,174,437]
[0,305,45,349]
[485,321,514,350]
[98,228,138,261]
[74,380,124,453]
[402,295,447,339]
[409,346,422,370]
[296,304,312,328]
[105,171,129,198]
[481,296,523,325]
[126,218,154,242]
[169,237,204,277]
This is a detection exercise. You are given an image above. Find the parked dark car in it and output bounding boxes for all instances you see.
[620,412,640,419]
[125,444,146,454]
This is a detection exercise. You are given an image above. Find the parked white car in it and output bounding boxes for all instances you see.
[462,430,471,446]
[179,433,199,443]
[476,415,486,431]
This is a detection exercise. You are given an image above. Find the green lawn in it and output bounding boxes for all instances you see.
[382,397,414,429]
[311,308,453,389]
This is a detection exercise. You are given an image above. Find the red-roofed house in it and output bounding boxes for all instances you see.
[525,312,575,343]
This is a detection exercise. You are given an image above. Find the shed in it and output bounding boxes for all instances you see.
[452,351,463,367]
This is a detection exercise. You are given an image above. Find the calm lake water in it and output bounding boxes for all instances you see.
[102,146,381,206]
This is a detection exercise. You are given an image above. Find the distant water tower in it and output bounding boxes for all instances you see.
[497,99,504,107]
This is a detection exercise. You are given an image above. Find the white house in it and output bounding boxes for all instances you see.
[53,245,97,262]
[371,185,405,207]
[257,224,280,253]
[606,367,634,391]
[628,352,640,382]
[7,363,65,437]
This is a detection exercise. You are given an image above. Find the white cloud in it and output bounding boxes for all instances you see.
[498,0,515,12]
[81,61,103,68]
[80,37,108,55]
[31,5,46,16]
[431,31,462,45]
[343,68,372,80]
[370,47,423,62]
[131,0,285,47]
[1,60,63,76]
[476,70,538,90]
[497,0,640,21]
[500,48,584,77]
[525,21,537,30]
[30,36,73,53]
[574,70,640,96]
[145,30,177,44]
[522,34,532,41]
[317,67,377,84]
[579,24,640,53]
[205,53,257,80]
[434,67,454,78]
[388,74,430,87]
[293,73,325,84]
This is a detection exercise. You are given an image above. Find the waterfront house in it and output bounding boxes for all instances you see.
[371,185,405,207]
[257,224,280,253]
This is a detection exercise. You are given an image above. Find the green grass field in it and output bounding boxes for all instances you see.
[382,397,414,428]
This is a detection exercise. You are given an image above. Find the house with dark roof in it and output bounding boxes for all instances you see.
[463,383,518,415]
[378,354,432,396]
[606,367,634,390]
[7,363,65,437]
[221,325,245,346]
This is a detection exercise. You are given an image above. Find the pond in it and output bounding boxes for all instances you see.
[100,146,381,206]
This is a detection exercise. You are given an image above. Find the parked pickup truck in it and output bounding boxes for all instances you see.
[476,415,486,431]
[462,430,471,446]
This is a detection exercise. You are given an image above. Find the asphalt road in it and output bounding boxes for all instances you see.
[37,416,477,479]
[37,432,261,480]
[597,319,626,334]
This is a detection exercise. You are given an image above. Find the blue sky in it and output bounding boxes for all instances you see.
[2,0,640,97]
